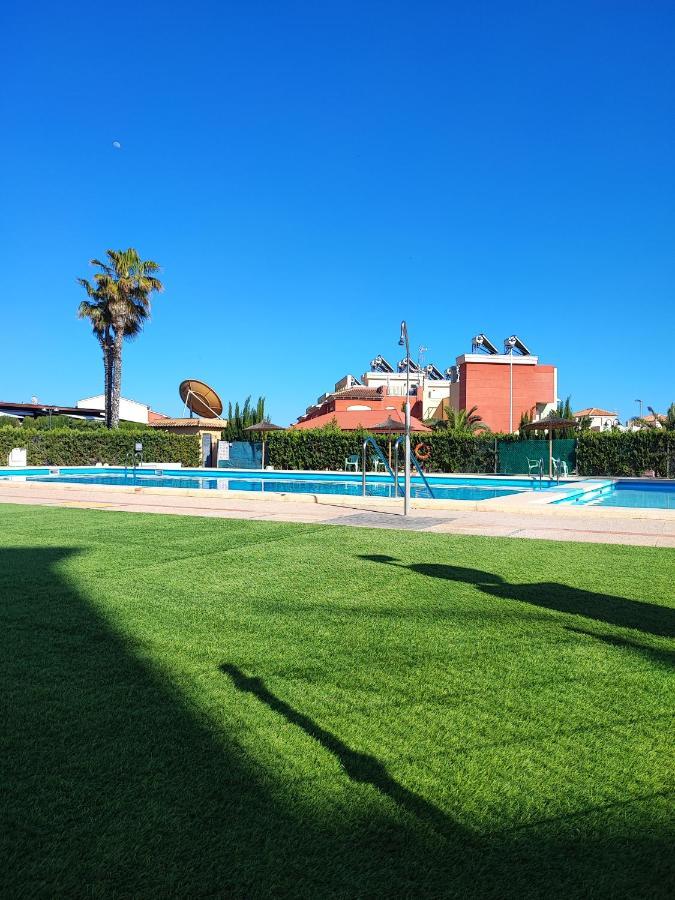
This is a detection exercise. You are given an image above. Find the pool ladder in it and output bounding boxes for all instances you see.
[360,436,435,500]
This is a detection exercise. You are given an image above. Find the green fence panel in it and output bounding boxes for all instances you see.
[498,438,576,475]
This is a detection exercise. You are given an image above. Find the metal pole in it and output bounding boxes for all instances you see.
[509,350,513,433]
[362,440,367,496]
[400,322,411,516]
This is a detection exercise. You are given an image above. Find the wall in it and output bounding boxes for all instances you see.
[460,359,556,432]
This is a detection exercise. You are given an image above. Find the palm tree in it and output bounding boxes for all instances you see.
[439,405,489,434]
[77,282,113,427]
[79,249,163,428]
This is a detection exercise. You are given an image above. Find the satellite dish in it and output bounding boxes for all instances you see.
[179,379,223,418]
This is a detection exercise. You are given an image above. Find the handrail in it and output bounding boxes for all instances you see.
[361,437,397,497]
[393,436,435,499]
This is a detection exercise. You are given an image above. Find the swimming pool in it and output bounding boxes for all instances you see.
[558,480,675,510]
[0,466,563,502]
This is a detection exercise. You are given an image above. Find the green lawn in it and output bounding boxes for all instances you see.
[1,504,673,898]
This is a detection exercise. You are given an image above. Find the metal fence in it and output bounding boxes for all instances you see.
[217,440,262,469]
[497,438,576,476]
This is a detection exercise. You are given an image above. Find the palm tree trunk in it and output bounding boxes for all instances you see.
[111,330,123,428]
[103,326,112,428]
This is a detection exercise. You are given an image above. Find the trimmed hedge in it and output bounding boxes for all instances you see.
[266,430,505,473]
[0,427,200,467]
[577,430,674,477]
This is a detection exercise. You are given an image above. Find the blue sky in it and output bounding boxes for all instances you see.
[1,0,673,425]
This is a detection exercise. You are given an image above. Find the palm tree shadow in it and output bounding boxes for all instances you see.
[358,556,675,638]
[220,663,470,844]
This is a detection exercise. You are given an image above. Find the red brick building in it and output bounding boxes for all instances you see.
[292,385,431,432]
[457,353,557,433]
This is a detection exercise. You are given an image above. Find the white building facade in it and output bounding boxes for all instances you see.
[77,395,151,424]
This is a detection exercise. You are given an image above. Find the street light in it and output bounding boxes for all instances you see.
[635,398,643,420]
[399,321,411,516]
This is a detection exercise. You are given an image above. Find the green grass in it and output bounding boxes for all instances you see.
[1,504,673,898]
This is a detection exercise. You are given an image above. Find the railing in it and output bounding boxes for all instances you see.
[361,437,398,497]
[393,436,435,499]
[125,448,143,473]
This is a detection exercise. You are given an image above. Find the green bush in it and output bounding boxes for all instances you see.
[0,427,199,467]
[577,430,675,477]
[265,429,503,473]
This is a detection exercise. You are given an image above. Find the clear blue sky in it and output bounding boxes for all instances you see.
[1,0,673,425]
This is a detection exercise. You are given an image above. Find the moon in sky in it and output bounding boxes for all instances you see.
[112,140,121,149]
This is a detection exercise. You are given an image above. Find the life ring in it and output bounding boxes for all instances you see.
[414,443,431,461]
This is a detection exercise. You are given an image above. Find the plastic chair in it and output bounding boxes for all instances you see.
[371,459,384,472]
[552,458,569,478]
[526,457,543,477]
[345,454,359,472]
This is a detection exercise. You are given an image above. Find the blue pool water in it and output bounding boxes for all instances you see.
[562,481,675,510]
[0,466,562,502]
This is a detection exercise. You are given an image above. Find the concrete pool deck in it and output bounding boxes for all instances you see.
[1,477,674,547]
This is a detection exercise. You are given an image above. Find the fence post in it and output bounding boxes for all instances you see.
[494,437,498,474]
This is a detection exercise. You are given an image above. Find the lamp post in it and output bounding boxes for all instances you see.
[635,398,643,420]
[399,321,411,516]
[505,336,517,432]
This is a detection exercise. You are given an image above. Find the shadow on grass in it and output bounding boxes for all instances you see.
[358,555,675,638]
[220,663,467,843]
[1,545,673,897]
[565,626,675,668]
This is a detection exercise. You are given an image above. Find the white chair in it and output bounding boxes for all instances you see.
[8,448,27,467]
[345,454,359,472]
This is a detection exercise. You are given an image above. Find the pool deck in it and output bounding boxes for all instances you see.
[1,477,674,547]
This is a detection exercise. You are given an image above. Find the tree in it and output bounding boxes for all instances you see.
[222,396,267,441]
[435,405,489,434]
[77,280,114,427]
[78,249,163,428]
[665,403,675,431]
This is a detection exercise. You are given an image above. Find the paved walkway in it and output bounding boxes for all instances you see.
[1,480,674,547]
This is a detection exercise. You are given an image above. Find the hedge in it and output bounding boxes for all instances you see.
[266,429,675,477]
[0,427,200,467]
[577,430,675,477]
[265,430,506,473]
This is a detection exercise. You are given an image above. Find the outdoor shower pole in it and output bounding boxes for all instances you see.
[399,321,411,516]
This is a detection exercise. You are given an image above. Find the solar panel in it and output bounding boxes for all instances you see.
[504,335,531,355]
[370,355,394,373]
[425,364,444,380]
[471,333,498,354]
[398,357,419,372]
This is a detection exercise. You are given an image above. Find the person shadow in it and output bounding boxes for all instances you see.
[220,663,471,845]
[358,555,675,639]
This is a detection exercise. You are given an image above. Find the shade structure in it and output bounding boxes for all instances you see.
[522,418,578,477]
[243,421,284,434]
[370,416,407,433]
[243,421,285,469]
[179,379,223,418]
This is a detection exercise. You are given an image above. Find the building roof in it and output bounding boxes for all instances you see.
[291,409,431,432]
[330,385,384,401]
[574,408,618,417]
[149,418,227,428]
[148,409,170,422]
[0,401,105,419]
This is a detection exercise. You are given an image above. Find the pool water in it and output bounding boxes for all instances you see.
[0,466,565,502]
[571,481,675,510]
[19,471,521,501]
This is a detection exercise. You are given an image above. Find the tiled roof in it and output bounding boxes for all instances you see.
[149,418,227,428]
[574,408,617,417]
[330,386,384,401]
[291,409,431,432]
